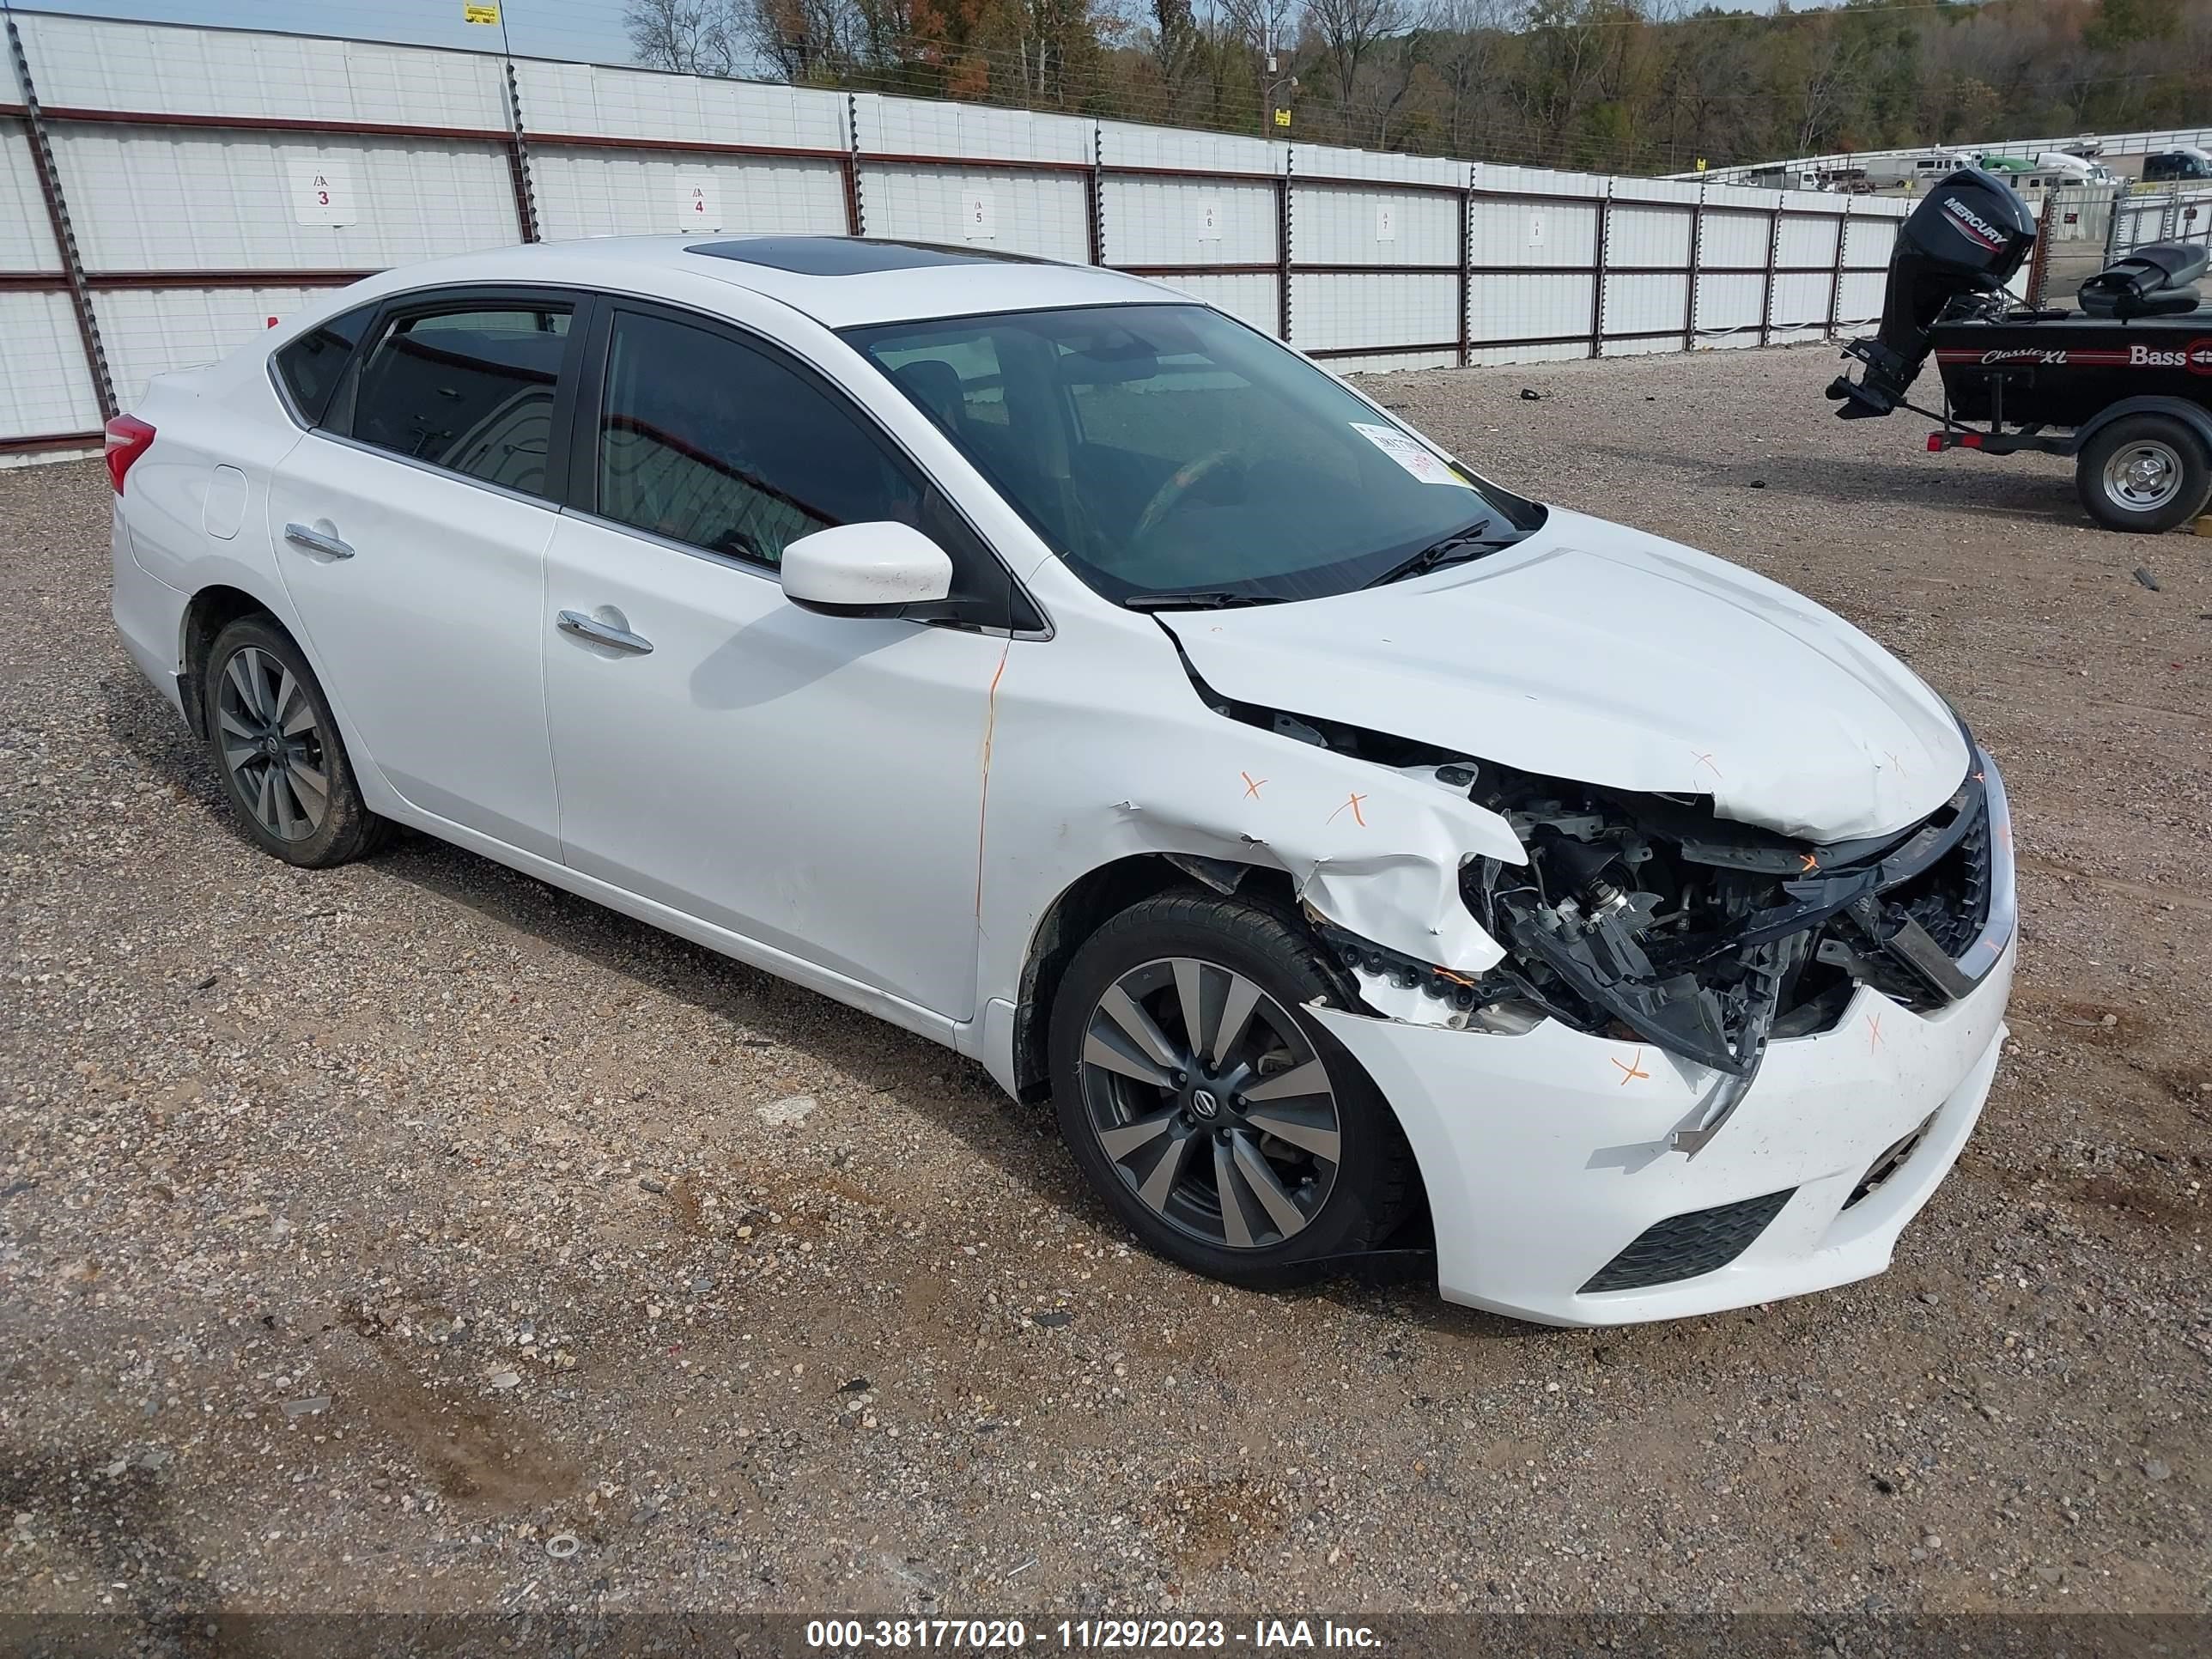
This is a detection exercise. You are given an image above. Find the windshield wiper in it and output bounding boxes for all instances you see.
[1122,590,1288,611]
[1359,518,1511,589]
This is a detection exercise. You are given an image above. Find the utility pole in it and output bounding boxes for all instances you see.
[1258,22,1296,140]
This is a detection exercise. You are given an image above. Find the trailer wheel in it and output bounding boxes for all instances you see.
[2075,416,2212,533]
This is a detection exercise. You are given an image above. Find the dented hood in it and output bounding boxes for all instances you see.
[1158,507,1968,842]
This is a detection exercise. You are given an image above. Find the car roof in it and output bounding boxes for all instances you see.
[354,235,1177,331]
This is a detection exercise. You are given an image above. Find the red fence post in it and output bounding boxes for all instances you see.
[1683,191,1704,352]
[1589,189,1611,359]
[1086,120,1103,266]
[1758,205,1783,348]
[502,60,540,243]
[1827,199,1849,336]
[1457,178,1471,369]
[842,93,865,236]
[5,12,114,421]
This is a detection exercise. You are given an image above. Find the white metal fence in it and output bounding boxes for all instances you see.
[0,9,1913,460]
[2111,183,2212,257]
[1680,126,2212,187]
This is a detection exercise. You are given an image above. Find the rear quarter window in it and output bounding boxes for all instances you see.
[272,302,377,428]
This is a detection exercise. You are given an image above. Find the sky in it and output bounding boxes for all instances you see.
[12,0,1855,76]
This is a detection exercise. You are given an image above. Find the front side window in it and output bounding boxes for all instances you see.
[349,303,573,496]
[592,309,936,569]
[845,304,1537,606]
[273,301,376,428]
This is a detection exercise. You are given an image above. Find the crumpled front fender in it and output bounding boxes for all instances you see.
[970,617,1528,1087]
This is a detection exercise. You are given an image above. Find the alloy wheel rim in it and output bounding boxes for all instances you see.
[216,646,329,842]
[1078,956,1341,1251]
[2104,441,2182,511]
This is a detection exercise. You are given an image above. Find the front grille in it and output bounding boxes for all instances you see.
[1578,1188,1796,1293]
[1901,805,1992,958]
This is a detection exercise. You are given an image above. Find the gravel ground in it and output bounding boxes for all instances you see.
[2,343,2207,1628]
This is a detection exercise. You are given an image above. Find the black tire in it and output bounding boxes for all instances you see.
[2075,415,2212,533]
[201,614,389,868]
[1048,889,1416,1290]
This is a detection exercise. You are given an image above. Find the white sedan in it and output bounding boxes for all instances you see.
[107,236,2015,1325]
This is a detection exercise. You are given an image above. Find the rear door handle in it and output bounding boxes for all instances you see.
[283,522,355,559]
[556,609,654,655]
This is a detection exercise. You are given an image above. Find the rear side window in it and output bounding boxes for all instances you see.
[272,302,376,428]
[349,304,574,497]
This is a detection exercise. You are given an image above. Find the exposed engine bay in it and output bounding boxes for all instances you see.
[1214,695,2001,1088]
[1445,753,1996,1077]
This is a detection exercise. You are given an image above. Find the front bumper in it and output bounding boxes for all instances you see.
[1312,757,2019,1328]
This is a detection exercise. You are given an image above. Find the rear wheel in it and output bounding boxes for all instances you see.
[2075,415,2212,533]
[1048,890,1415,1289]
[202,615,388,868]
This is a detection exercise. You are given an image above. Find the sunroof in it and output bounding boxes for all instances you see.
[687,237,1052,276]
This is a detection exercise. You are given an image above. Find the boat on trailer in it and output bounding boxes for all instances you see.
[1826,163,2212,532]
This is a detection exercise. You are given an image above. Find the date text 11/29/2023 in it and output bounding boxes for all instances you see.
[805,1619,1386,1651]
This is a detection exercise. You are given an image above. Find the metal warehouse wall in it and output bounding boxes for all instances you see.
[0,8,1911,459]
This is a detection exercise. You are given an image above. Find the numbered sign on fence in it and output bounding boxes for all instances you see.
[963,189,996,241]
[1197,199,1221,242]
[288,160,359,228]
[678,176,723,232]
[1376,204,1396,242]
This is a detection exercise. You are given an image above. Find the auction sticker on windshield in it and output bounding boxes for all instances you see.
[1351,422,1473,486]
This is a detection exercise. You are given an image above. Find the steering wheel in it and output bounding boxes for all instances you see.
[1131,450,1239,542]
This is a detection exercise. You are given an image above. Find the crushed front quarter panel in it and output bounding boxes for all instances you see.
[970,605,1527,1079]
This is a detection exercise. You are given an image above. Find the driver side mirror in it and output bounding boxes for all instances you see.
[780,522,954,620]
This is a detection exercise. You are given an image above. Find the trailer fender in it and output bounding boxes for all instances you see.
[2064,396,2212,458]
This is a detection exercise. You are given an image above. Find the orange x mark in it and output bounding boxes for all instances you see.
[1868,1011,1884,1052]
[1611,1047,1650,1085]
[1798,851,1821,873]
[1692,750,1723,779]
[1328,791,1369,828]
[1241,771,1267,799]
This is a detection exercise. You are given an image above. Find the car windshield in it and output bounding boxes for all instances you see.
[843,303,1538,606]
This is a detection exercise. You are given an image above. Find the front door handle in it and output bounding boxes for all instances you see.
[283,522,355,559]
[557,609,654,655]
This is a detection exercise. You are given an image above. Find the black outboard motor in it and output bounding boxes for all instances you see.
[1826,166,2037,417]
[2078,241,2207,319]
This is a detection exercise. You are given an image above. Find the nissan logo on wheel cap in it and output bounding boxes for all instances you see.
[1189,1088,1220,1119]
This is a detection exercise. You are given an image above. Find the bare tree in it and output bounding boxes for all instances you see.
[742,0,855,82]
[1422,0,1511,154]
[625,0,741,75]
[1789,19,1869,155]
[1149,0,1205,103]
[1358,26,1431,146]
[1306,0,1407,118]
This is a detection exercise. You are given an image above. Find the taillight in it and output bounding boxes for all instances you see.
[104,414,155,495]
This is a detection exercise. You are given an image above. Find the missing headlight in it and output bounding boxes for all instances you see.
[1449,753,1993,1078]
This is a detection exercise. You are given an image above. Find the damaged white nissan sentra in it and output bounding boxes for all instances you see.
[108,236,2014,1325]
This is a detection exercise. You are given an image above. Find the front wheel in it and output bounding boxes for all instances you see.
[1047,890,1416,1289]
[2075,415,2212,533]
